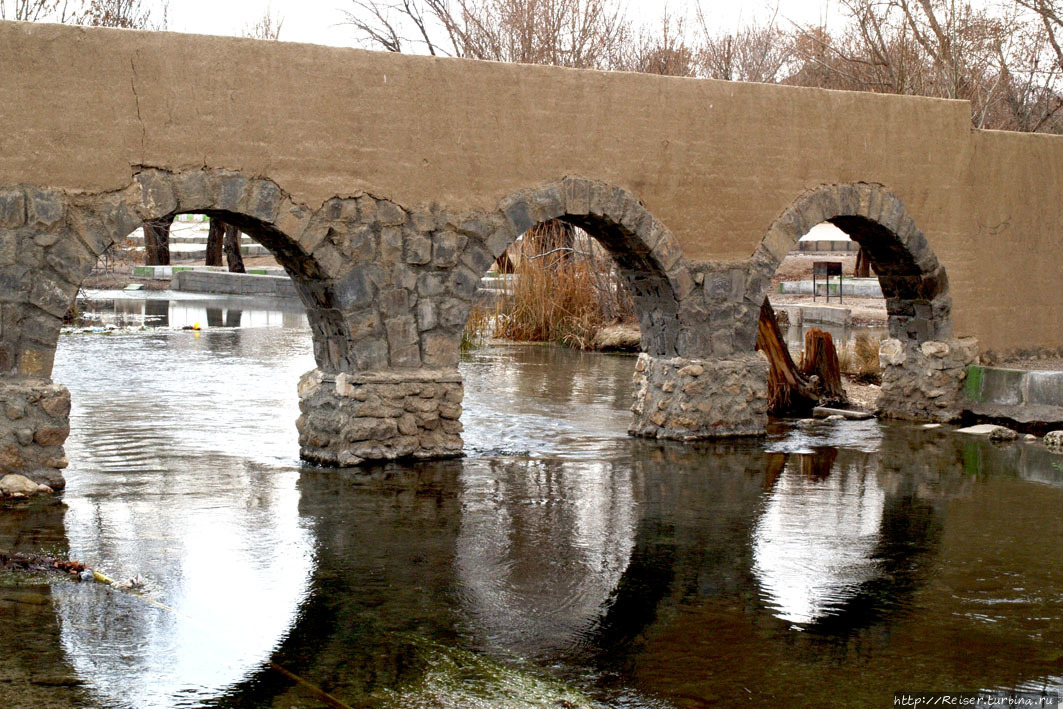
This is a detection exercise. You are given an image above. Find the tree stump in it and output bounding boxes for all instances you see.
[755,298,849,415]
[756,298,819,415]
[800,328,848,407]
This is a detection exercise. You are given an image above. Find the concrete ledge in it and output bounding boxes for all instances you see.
[962,364,1063,426]
[794,240,860,253]
[775,304,851,327]
[173,269,298,298]
[133,265,282,279]
[777,278,883,297]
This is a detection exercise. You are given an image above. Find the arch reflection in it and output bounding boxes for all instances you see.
[754,451,887,625]
[454,458,638,660]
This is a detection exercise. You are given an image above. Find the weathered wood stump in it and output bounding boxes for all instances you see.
[755,298,849,415]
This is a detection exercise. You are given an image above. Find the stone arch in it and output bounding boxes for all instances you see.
[748,182,951,345]
[481,177,696,357]
[0,167,368,380]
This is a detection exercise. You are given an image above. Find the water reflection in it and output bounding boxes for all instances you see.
[16,324,1060,708]
[754,452,888,626]
[75,291,307,331]
[455,458,637,660]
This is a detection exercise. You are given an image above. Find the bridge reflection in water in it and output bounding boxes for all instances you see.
[2,324,1060,707]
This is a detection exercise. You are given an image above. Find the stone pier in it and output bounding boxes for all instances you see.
[630,353,769,440]
[0,378,70,489]
[297,368,464,466]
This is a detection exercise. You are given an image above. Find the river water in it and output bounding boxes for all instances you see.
[1,292,1061,708]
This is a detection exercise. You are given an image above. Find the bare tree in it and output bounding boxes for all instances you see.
[342,0,456,55]
[622,7,696,76]
[782,0,1063,132]
[344,0,631,68]
[75,0,152,28]
[244,2,284,41]
[697,11,795,83]
[0,0,75,21]
[1015,0,1062,69]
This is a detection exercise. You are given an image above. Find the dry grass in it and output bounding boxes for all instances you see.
[838,333,882,384]
[490,221,636,349]
[462,303,492,352]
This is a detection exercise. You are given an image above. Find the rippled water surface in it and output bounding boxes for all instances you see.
[2,292,1062,708]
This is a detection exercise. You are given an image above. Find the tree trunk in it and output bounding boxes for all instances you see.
[756,298,819,415]
[854,247,871,277]
[799,328,848,407]
[142,216,174,266]
[223,224,246,273]
[206,218,224,267]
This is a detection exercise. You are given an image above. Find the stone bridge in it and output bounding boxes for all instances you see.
[2,21,1062,483]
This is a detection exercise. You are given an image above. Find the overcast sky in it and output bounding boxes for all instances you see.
[156,0,843,50]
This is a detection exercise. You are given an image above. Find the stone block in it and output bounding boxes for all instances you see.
[29,277,75,320]
[215,172,248,212]
[25,188,65,227]
[247,180,282,223]
[451,266,480,300]
[409,209,435,233]
[432,230,466,268]
[405,232,432,265]
[378,226,403,262]
[416,299,438,331]
[33,425,68,447]
[562,177,591,215]
[386,316,421,367]
[438,298,467,330]
[529,183,564,221]
[376,199,407,227]
[350,337,389,370]
[760,223,794,265]
[333,267,375,310]
[417,272,446,298]
[649,234,682,273]
[459,241,494,275]
[503,198,536,236]
[172,170,210,210]
[485,224,515,259]
[378,288,410,317]
[421,330,459,367]
[667,266,694,301]
[0,189,25,229]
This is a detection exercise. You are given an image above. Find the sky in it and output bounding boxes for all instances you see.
[155,0,844,50]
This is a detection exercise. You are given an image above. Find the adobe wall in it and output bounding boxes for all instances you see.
[0,21,1060,352]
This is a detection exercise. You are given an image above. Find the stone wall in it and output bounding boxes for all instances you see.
[630,353,769,440]
[877,338,979,422]
[0,378,69,489]
[297,368,464,466]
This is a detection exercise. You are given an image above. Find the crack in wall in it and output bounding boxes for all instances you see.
[129,52,146,160]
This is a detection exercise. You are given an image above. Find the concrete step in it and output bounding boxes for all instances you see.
[774,304,851,327]
[129,243,270,261]
[133,265,284,279]
[172,270,298,298]
[962,364,1063,426]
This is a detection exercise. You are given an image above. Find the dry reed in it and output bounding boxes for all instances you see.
[838,333,882,384]
[491,220,636,349]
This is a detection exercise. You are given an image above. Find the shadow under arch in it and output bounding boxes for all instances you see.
[749,183,951,344]
[485,177,697,358]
